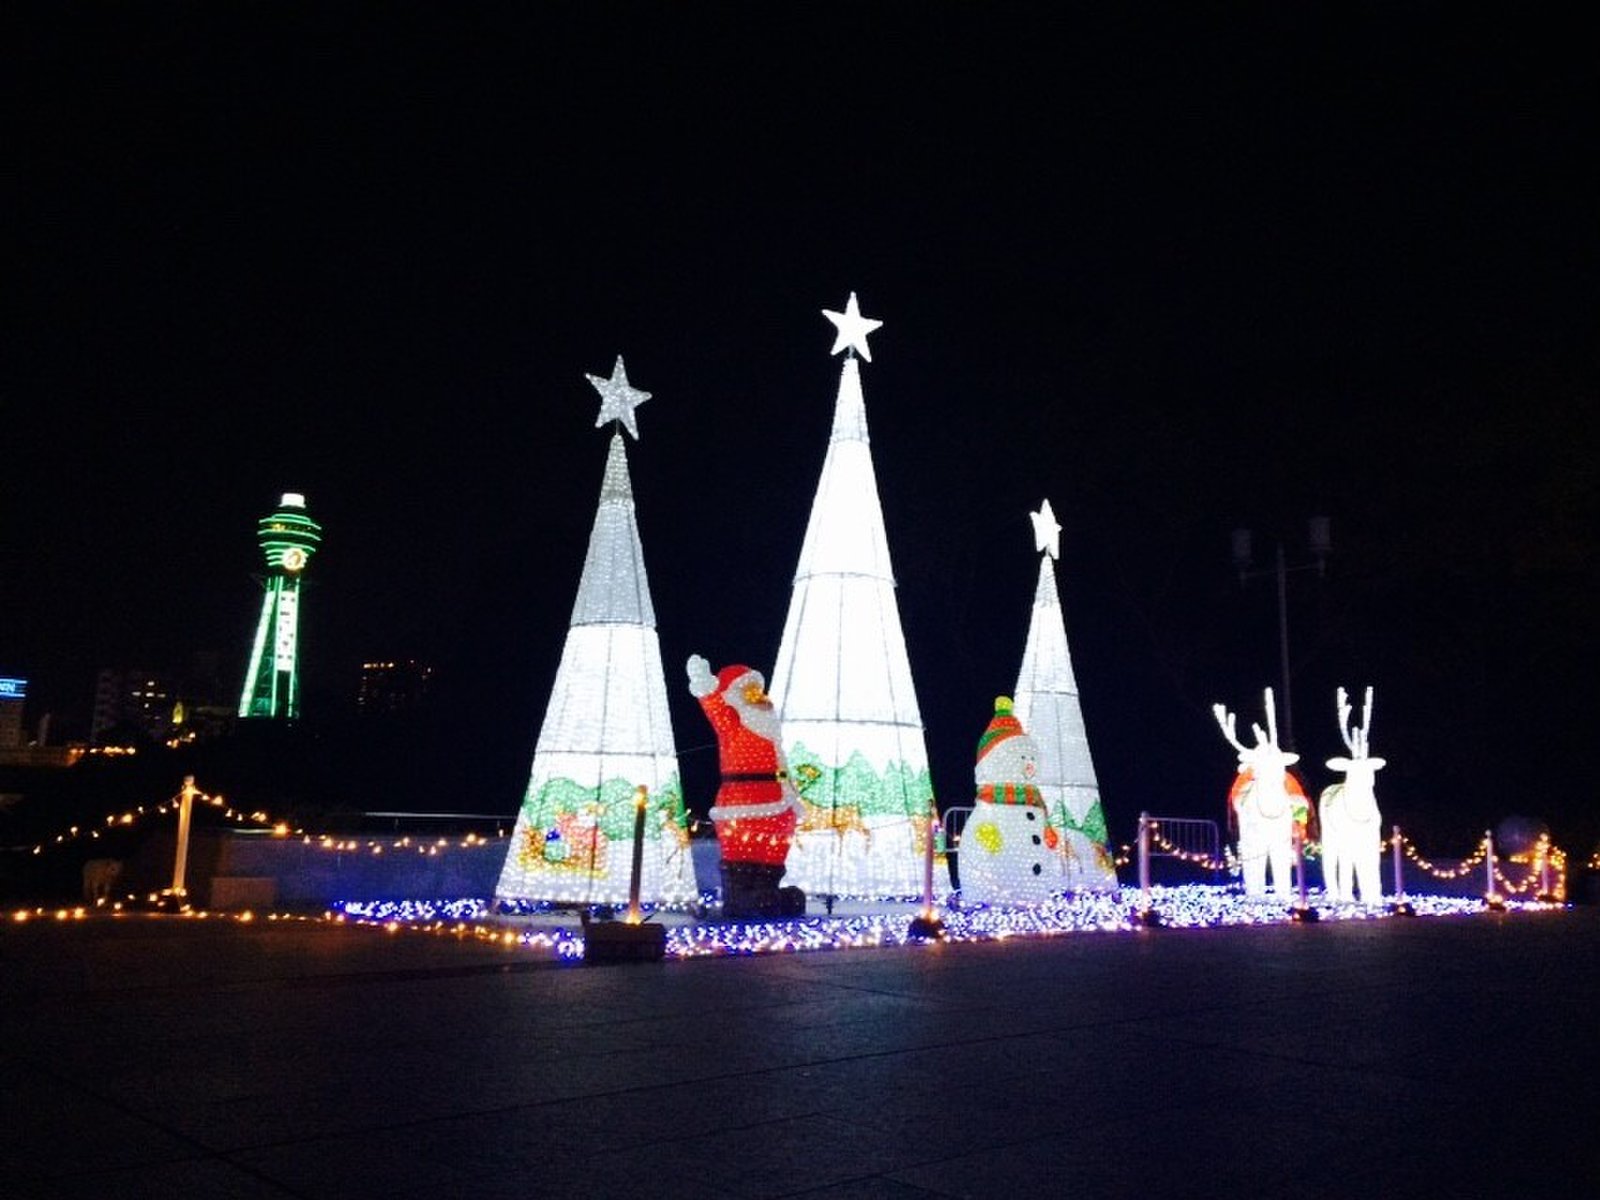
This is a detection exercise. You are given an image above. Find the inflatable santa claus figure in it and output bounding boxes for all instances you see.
[688,655,808,918]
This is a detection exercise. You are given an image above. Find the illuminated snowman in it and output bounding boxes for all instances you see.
[959,696,1059,905]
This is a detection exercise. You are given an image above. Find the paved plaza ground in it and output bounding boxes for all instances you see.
[3,902,1596,1198]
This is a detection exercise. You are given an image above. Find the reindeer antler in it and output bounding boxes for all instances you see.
[1336,685,1376,758]
[1213,702,1247,753]
[1336,686,1356,755]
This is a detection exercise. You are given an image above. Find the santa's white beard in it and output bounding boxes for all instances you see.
[727,688,782,745]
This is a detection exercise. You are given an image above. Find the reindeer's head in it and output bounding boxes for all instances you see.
[1213,687,1300,777]
[1214,689,1301,824]
[1326,685,1385,787]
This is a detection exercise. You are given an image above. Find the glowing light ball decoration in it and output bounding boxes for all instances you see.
[687,656,808,918]
[1319,685,1386,904]
[1214,689,1303,898]
[495,358,695,907]
[959,697,1066,905]
[767,293,935,899]
[1012,500,1117,890]
[238,492,322,720]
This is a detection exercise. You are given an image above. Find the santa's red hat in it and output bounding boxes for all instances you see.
[714,664,761,695]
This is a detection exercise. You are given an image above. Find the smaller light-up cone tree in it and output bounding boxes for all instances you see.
[496,358,695,906]
[238,492,322,720]
[768,293,935,899]
[1012,500,1117,890]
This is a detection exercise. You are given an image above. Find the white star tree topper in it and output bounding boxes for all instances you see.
[822,291,883,361]
[587,355,651,440]
[1030,499,1062,560]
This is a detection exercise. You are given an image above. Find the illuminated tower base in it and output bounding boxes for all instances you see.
[497,363,695,907]
[238,493,322,720]
[769,303,933,900]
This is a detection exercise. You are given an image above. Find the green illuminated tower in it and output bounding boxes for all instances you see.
[238,492,322,720]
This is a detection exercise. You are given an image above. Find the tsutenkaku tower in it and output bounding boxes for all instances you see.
[1012,500,1117,889]
[496,357,695,906]
[767,293,934,899]
[238,492,322,720]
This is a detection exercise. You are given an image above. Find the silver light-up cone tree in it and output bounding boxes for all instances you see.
[1012,500,1117,890]
[496,357,696,906]
[767,293,935,899]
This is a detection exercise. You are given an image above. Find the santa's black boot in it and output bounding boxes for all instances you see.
[720,861,784,919]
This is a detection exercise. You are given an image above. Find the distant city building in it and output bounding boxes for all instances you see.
[90,669,174,746]
[358,660,435,715]
[0,676,79,767]
[238,492,322,720]
[0,677,26,749]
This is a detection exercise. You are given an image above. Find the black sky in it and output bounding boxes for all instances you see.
[4,5,1595,849]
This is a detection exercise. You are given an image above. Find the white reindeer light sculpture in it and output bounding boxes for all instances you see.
[1320,686,1385,904]
[1214,688,1302,898]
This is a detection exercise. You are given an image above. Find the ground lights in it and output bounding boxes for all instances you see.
[323,883,1563,963]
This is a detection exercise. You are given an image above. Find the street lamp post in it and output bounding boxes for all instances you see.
[1231,516,1331,752]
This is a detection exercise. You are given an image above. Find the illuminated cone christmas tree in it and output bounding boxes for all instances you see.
[496,358,695,905]
[767,293,934,898]
[1012,500,1117,889]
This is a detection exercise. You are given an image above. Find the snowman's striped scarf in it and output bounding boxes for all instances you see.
[976,782,1044,807]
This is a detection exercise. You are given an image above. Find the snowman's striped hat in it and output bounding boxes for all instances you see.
[976,696,1025,761]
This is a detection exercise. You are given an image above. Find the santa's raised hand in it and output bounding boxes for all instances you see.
[687,654,716,699]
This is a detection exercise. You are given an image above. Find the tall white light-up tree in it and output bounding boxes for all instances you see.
[496,357,695,906]
[767,293,934,899]
[1012,500,1117,889]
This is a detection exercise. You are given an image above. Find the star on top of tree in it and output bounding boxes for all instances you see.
[822,291,883,362]
[1030,499,1062,560]
[587,355,651,439]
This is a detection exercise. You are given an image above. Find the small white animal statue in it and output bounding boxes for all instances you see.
[1320,686,1386,904]
[82,857,123,904]
[1214,688,1300,898]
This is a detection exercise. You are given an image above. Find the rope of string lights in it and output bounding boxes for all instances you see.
[27,783,286,855]
[24,781,510,863]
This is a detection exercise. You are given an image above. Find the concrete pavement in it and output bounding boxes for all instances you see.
[3,904,1596,1198]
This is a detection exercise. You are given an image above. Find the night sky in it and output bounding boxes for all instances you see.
[5,6,1595,852]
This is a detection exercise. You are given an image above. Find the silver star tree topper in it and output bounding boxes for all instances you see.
[588,355,651,440]
[822,291,883,361]
[1030,499,1062,560]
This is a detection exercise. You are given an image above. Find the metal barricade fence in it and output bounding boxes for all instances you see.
[1137,813,1224,889]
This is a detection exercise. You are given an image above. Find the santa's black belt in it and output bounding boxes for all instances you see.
[721,771,786,782]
